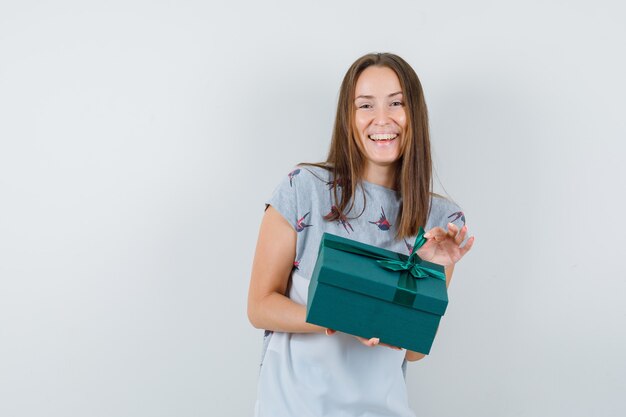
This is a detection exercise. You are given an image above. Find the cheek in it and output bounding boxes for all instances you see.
[397,111,407,129]
[355,113,370,133]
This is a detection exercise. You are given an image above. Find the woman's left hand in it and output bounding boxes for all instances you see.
[416,223,475,266]
[325,329,402,350]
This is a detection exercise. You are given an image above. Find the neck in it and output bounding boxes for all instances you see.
[362,163,396,189]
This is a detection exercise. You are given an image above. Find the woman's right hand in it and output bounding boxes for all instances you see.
[325,329,402,350]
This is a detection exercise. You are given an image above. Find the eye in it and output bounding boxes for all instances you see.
[358,103,372,109]
[391,101,404,107]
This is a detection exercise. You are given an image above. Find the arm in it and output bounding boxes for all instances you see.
[247,205,326,334]
[405,263,455,361]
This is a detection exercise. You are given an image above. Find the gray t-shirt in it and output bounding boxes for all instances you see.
[252,165,467,417]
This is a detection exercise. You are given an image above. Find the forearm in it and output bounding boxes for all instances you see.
[248,291,326,334]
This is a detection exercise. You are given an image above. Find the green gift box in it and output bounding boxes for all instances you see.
[306,229,448,354]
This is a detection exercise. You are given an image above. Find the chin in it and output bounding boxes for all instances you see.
[366,152,402,166]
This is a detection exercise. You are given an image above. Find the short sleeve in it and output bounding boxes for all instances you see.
[264,167,302,231]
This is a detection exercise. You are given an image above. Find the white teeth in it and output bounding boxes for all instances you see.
[369,134,398,141]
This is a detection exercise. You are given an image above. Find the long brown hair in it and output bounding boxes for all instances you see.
[304,52,432,240]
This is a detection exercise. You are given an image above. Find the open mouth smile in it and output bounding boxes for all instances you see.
[368,133,398,142]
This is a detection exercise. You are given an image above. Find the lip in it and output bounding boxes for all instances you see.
[370,139,397,143]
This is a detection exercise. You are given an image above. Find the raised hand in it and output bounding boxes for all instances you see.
[416,223,475,266]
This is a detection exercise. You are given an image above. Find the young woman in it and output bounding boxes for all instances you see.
[248,53,475,417]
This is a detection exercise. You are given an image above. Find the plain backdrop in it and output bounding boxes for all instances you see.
[1,1,625,416]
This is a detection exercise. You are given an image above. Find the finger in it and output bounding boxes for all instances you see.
[325,328,336,336]
[455,225,468,244]
[446,222,459,237]
[460,236,475,255]
[356,336,380,347]
[368,337,380,346]
[424,227,444,240]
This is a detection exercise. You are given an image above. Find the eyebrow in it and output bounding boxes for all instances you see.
[355,91,403,100]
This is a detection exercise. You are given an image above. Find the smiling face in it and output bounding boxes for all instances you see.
[353,65,407,173]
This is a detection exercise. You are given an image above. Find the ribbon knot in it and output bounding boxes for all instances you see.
[377,227,445,282]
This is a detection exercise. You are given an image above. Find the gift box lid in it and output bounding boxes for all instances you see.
[315,233,448,316]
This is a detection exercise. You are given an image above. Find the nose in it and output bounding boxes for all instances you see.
[373,106,391,126]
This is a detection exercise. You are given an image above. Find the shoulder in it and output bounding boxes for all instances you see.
[266,164,332,208]
[281,164,333,190]
[429,193,466,228]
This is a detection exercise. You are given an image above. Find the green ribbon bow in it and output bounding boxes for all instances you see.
[377,227,444,280]
[377,227,445,306]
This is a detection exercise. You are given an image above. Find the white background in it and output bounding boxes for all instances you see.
[1,1,625,416]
